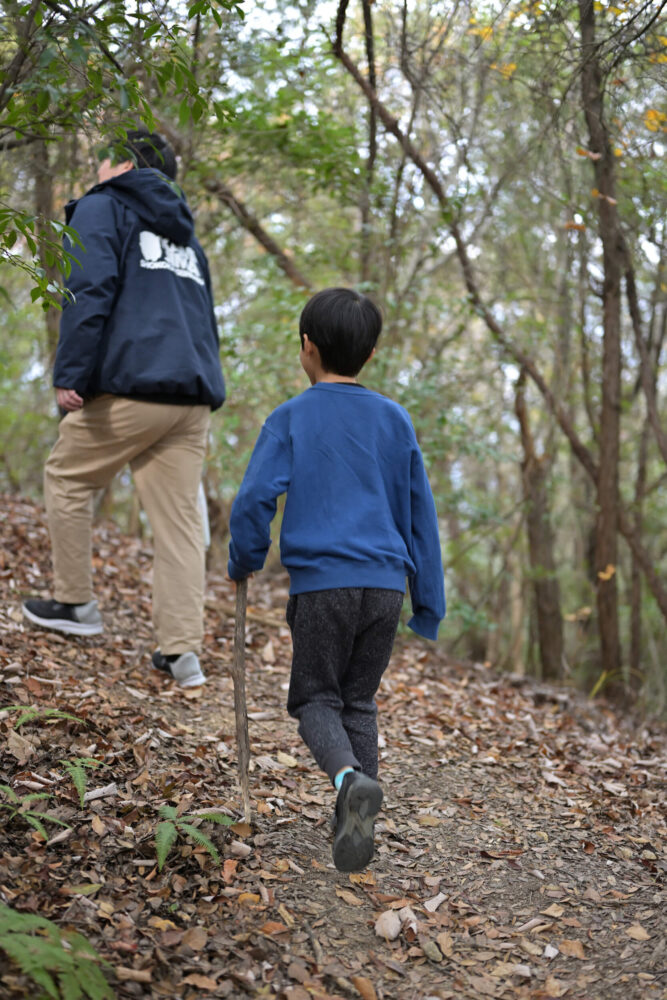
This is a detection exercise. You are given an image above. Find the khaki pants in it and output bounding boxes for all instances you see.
[44,395,210,655]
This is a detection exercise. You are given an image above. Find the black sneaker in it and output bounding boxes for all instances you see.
[22,598,103,636]
[332,771,383,872]
[152,650,207,688]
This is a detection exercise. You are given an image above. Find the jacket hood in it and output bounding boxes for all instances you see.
[65,168,195,245]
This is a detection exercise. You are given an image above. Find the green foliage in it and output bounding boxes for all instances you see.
[3,705,84,728]
[154,804,233,870]
[58,757,103,809]
[0,784,70,841]
[0,903,112,1000]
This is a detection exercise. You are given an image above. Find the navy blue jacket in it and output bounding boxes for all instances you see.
[228,383,446,640]
[53,169,225,409]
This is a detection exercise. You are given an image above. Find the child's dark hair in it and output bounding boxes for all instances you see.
[299,288,382,377]
[111,129,177,180]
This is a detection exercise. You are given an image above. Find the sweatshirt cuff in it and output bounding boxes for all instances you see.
[227,558,250,582]
[407,613,441,641]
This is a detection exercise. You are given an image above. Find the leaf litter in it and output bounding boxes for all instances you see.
[0,495,666,999]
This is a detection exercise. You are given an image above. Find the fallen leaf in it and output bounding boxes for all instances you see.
[277,750,299,768]
[626,924,650,941]
[115,967,152,983]
[542,903,564,918]
[545,976,568,997]
[336,888,363,906]
[559,938,585,959]
[350,975,378,1000]
[181,974,218,990]
[424,891,447,912]
[181,925,207,950]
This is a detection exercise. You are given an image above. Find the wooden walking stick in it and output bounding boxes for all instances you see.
[232,577,252,823]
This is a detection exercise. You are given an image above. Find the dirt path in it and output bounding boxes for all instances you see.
[1,495,665,999]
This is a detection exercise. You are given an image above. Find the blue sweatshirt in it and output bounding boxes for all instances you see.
[228,382,445,640]
[54,169,225,409]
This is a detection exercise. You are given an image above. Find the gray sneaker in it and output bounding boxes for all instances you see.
[152,650,207,688]
[22,598,103,636]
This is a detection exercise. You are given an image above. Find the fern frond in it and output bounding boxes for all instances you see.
[190,811,234,826]
[178,822,220,864]
[158,804,178,821]
[0,784,19,803]
[155,820,178,871]
[25,814,48,840]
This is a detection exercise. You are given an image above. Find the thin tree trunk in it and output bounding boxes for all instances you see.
[578,0,623,684]
[32,140,60,363]
[514,372,564,680]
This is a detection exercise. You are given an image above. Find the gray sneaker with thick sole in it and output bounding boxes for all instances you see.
[152,650,207,688]
[22,598,103,636]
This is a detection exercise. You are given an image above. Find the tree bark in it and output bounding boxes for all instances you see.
[578,0,623,682]
[514,372,564,680]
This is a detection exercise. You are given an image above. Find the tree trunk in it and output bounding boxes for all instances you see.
[578,0,622,685]
[514,373,564,680]
[32,140,60,363]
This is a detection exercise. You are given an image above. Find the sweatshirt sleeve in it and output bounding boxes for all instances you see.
[406,445,446,640]
[228,424,291,580]
[53,194,123,393]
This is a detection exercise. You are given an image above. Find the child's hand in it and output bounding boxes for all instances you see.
[225,572,253,585]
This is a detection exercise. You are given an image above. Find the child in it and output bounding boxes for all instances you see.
[227,288,445,872]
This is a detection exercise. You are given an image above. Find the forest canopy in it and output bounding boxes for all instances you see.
[1,0,666,709]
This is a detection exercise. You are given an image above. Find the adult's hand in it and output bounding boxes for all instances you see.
[55,387,84,412]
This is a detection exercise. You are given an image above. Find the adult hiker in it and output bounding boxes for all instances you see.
[22,128,225,689]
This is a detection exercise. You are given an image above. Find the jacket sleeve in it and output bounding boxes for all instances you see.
[406,444,446,640]
[228,424,291,580]
[53,194,123,393]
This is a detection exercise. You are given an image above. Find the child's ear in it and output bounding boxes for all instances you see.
[368,347,376,361]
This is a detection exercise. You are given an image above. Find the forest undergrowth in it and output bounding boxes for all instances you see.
[0,495,665,1000]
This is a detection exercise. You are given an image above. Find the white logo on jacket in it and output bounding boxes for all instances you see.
[138,231,204,286]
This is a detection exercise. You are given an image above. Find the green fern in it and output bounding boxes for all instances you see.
[0,785,70,841]
[59,758,102,808]
[2,704,84,729]
[0,903,112,999]
[154,806,233,871]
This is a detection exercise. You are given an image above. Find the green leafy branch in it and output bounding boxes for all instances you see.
[155,805,234,871]
[0,902,112,1000]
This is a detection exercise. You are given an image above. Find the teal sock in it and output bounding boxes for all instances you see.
[334,767,354,791]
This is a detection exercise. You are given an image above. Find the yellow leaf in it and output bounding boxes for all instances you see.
[349,871,376,885]
[336,887,364,906]
[148,916,178,931]
[598,563,616,581]
[276,750,299,768]
[237,892,261,905]
[417,814,440,826]
[350,975,378,1000]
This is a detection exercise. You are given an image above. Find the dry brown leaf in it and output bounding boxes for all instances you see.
[181,925,207,950]
[181,974,219,990]
[277,750,299,768]
[559,938,585,959]
[115,967,152,983]
[350,975,378,1000]
[626,924,650,941]
[436,931,453,956]
[542,903,564,918]
[545,976,568,997]
[336,887,363,906]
